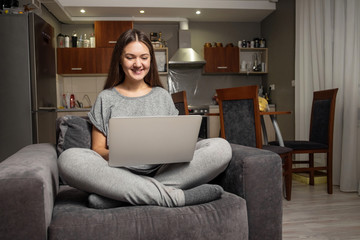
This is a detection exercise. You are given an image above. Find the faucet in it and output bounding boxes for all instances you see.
[82,94,92,108]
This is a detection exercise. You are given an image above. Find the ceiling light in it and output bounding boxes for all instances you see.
[80,9,86,14]
[140,10,145,14]
[196,10,201,15]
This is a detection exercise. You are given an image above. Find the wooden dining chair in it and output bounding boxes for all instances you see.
[270,88,338,194]
[216,85,293,200]
[171,90,189,115]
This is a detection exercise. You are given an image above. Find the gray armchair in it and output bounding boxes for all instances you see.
[0,116,283,240]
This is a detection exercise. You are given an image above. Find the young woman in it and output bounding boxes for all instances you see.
[58,29,232,208]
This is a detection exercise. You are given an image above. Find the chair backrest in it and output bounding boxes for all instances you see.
[309,88,338,147]
[216,85,262,148]
[171,91,189,115]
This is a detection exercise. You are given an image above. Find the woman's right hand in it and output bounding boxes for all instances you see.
[91,126,109,160]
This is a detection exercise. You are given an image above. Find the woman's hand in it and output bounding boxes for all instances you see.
[91,126,109,160]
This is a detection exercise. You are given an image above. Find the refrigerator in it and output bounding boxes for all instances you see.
[0,13,57,162]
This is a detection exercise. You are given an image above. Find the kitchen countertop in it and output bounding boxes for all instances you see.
[57,108,91,112]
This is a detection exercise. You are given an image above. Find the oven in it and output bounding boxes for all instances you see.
[188,105,209,139]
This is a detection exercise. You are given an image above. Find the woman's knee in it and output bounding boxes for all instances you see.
[213,138,232,165]
[58,148,100,172]
[197,138,232,165]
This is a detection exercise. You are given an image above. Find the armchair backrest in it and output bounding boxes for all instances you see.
[216,85,262,148]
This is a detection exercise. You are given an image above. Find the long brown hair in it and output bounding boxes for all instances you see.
[103,29,163,89]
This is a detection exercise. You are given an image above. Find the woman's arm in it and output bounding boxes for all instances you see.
[91,126,109,160]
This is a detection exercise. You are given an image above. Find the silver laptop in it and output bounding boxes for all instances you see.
[108,115,202,167]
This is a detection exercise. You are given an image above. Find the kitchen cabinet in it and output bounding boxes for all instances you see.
[204,46,239,73]
[239,48,268,74]
[57,48,96,74]
[57,110,90,118]
[94,21,133,48]
[96,48,114,74]
[57,21,132,75]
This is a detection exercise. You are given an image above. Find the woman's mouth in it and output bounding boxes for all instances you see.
[131,68,144,74]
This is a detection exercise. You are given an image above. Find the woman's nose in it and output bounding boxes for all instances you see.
[134,58,142,67]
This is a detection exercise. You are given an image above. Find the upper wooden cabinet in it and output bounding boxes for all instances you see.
[57,21,132,75]
[57,48,96,74]
[204,47,239,73]
[94,21,133,48]
[204,46,268,74]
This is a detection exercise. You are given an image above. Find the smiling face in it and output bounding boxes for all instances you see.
[121,41,151,84]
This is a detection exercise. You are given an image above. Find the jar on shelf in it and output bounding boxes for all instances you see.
[254,38,260,48]
[260,38,266,48]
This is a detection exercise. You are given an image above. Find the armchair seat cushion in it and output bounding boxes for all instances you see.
[49,186,248,240]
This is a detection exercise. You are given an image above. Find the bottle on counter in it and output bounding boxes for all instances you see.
[62,94,67,108]
[65,93,71,108]
[70,94,75,108]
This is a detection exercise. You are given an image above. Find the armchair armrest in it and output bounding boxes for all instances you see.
[0,143,58,240]
[214,144,283,240]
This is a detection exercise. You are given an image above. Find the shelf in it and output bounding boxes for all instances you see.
[239,48,268,74]
[154,47,168,74]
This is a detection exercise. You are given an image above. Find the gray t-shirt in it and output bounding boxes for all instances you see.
[89,87,179,137]
[88,86,179,173]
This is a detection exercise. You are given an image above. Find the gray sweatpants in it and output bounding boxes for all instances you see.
[58,137,232,207]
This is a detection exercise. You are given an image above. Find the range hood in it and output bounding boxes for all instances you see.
[169,28,206,67]
[169,48,206,67]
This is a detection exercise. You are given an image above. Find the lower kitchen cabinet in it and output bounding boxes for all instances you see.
[57,110,90,118]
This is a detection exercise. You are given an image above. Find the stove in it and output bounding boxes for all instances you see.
[187,105,209,138]
[188,105,209,115]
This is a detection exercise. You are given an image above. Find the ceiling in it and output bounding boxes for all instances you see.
[41,0,277,24]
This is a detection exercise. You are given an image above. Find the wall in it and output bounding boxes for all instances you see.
[134,22,179,59]
[37,5,62,37]
[261,0,295,139]
[186,21,264,105]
